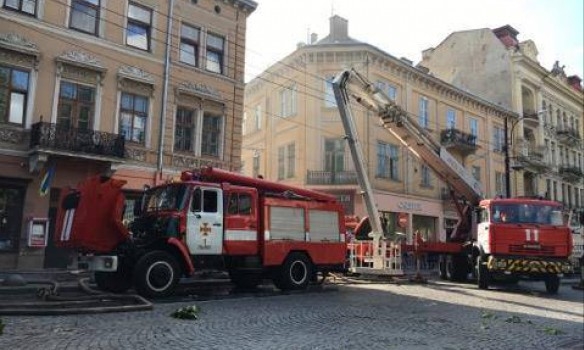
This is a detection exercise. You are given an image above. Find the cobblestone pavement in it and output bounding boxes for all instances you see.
[0,278,582,350]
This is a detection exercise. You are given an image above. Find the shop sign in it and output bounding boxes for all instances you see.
[28,218,49,248]
[397,201,422,211]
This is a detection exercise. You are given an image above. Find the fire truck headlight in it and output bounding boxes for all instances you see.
[103,257,113,269]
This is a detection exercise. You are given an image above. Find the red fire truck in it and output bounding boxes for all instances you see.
[55,167,347,298]
[332,69,573,293]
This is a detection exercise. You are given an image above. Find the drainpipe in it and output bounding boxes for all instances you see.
[158,0,175,175]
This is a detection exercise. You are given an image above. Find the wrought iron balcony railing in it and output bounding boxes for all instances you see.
[559,165,583,182]
[556,127,581,146]
[306,170,358,185]
[440,128,478,155]
[30,122,125,158]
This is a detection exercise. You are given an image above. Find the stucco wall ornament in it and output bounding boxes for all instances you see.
[178,82,222,101]
[118,65,155,85]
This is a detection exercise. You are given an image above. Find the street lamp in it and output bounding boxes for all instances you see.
[503,110,545,198]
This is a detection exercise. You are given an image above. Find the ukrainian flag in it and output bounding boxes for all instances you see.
[39,165,56,197]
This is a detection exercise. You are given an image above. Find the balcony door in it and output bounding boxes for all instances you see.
[57,81,95,131]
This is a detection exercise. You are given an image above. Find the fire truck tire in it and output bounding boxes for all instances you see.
[94,270,132,294]
[133,251,180,298]
[544,275,560,294]
[275,253,312,290]
[476,256,490,290]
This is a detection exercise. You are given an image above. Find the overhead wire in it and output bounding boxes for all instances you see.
[2,2,516,163]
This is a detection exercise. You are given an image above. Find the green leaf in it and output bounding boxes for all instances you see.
[542,327,564,335]
[171,305,200,320]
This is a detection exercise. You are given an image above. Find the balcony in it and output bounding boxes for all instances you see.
[559,165,583,183]
[440,128,478,156]
[514,142,548,173]
[521,112,540,127]
[30,122,125,159]
[556,127,581,147]
[306,170,358,185]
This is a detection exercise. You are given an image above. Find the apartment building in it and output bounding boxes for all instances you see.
[0,0,257,269]
[242,16,516,244]
[420,25,584,213]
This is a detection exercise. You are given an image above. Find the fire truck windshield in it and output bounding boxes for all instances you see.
[491,203,563,225]
[144,184,187,212]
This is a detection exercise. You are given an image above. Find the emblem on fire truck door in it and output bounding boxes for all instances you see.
[199,222,212,249]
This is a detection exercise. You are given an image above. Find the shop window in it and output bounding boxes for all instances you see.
[0,185,25,251]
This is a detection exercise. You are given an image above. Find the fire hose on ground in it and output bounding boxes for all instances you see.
[0,275,152,316]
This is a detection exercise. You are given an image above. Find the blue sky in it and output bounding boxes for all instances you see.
[245,0,583,82]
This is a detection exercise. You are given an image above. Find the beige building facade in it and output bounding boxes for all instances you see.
[420,25,584,213]
[0,0,256,269]
[243,16,517,244]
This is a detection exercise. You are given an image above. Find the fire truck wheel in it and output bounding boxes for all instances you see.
[133,251,180,298]
[544,275,560,294]
[476,256,490,290]
[277,253,312,290]
[95,270,132,294]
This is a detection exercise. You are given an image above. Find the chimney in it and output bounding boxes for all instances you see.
[310,32,318,44]
[493,25,519,48]
[329,15,348,42]
[567,75,583,92]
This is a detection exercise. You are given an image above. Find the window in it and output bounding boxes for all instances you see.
[324,77,337,108]
[57,81,95,130]
[419,97,429,128]
[174,107,196,152]
[375,80,397,101]
[201,112,222,157]
[70,0,100,35]
[325,139,344,172]
[287,143,295,178]
[279,85,297,117]
[387,85,397,101]
[3,0,36,15]
[469,118,478,138]
[421,165,431,187]
[126,3,152,51]
[180,24,200,66]
[495,171,506,196]
[206,33,224,74]
[252,152,260,178]
[277,143,295,179]
[472,166,481,181]
[446,108,456,129]
[277,146,285,180]
[493,126,504,152]
[0,66,29,125]
[119,92,148,143]
[228,193,252,215]
[254,104,262,131]
[377,142,399,181]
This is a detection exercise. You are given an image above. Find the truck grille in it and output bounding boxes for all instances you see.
[509,245,555,255]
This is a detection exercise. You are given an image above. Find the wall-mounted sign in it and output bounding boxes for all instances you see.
[28,218,49,248]
[397,201,422,211]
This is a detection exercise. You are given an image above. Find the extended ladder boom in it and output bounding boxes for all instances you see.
[332,69,483,206]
